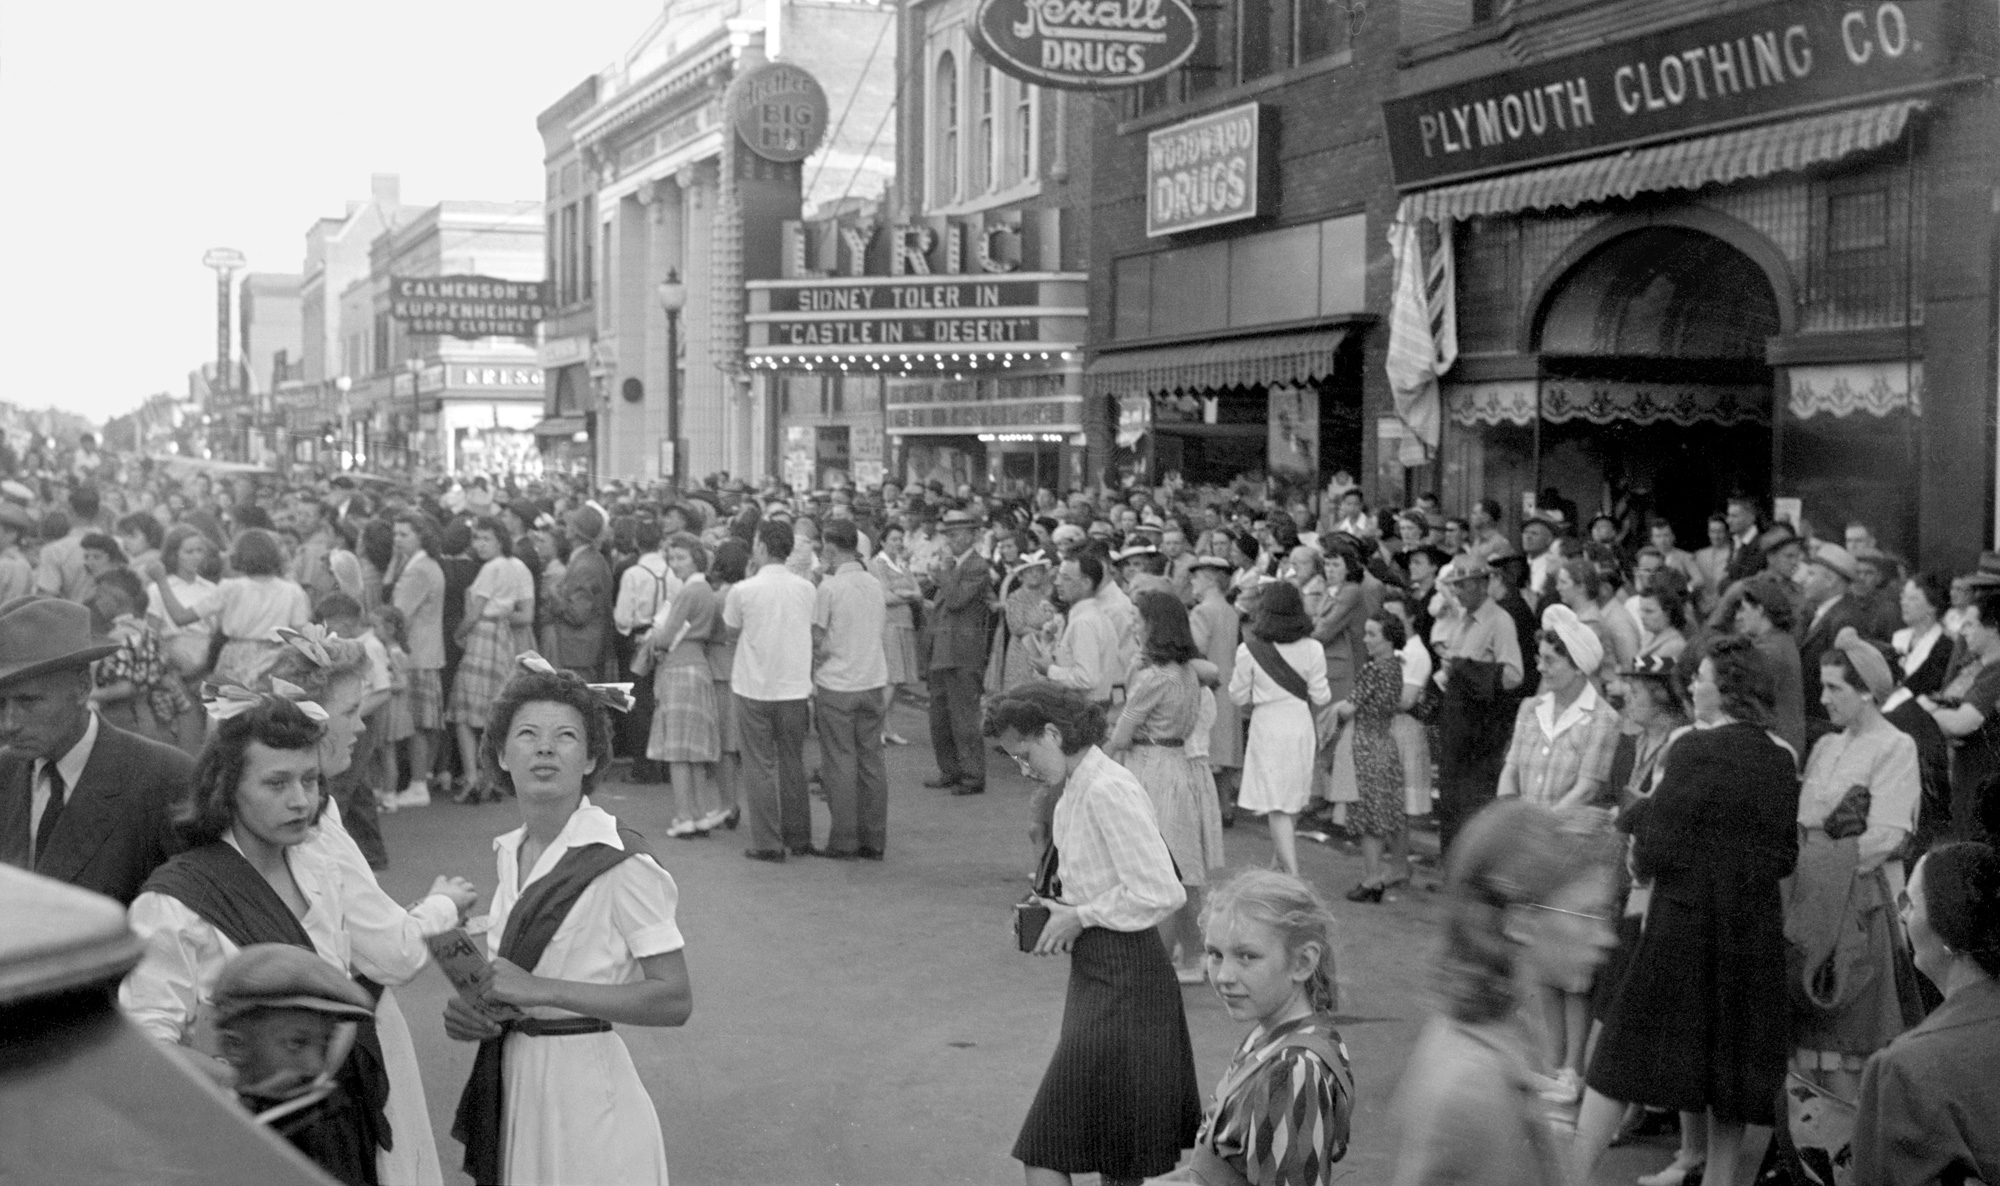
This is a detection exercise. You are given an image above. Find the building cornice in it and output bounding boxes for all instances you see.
[571,35,735,164]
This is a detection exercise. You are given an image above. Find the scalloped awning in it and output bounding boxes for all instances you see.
[1086,328,1350,397]
[1399,99,1927,223]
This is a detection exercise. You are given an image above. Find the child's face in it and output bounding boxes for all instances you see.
[219,1007,336,1099]
[1203,912,1315,1030]
[81,549,114,576]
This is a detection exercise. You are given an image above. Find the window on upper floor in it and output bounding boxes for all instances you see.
[927,34,1041,210]
[580,195,595,302]
[1132,0,1354,114]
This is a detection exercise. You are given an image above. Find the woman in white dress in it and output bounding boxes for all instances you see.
[205,529,314,687]
[1230,581,1331,877]
[445,658,692,1186]
[121,687,478,1186]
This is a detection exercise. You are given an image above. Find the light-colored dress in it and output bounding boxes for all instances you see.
[1002,585,1057,690]
[869,553,922,686]
[1229,636,1331,815]
[147,573,218,677]
[205,574,311,685]
[1112,664,1226,886]
[487,800,682,1186]
[1189,593,1243,769]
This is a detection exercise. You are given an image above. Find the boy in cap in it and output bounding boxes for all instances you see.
[213,943,387,1186]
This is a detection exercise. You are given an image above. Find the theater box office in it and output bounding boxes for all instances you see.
[746,204,1088,493]
[1383,0,1999,566]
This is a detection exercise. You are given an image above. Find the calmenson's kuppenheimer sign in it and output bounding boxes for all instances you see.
[972,0,1200,90]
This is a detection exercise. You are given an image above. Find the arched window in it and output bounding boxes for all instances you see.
[974,66,995,194]
[934,52,959,204]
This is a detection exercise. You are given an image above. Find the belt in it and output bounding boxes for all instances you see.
[509,1016,612,1037]
[1133,737,1184,747]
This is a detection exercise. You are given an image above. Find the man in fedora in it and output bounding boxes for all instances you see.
[923,509,993,794]
[0,596,195,903]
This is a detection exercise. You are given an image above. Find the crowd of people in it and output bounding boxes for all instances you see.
[1,445,1997,1186]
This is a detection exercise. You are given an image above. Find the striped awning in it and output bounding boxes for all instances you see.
[1398,99,1927,223]
[1086,328,1350,397]
[531,415,588,439]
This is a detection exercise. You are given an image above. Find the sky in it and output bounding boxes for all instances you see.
[0,0,663,425]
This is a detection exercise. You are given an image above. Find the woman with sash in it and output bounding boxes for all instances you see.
[447,655,692,1186]
[121,687,477,1186]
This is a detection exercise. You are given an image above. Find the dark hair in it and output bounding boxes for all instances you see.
[1905,573,1950,619]
[635,520,663,552]
[80,532,125,565]
[315,592,364,623]
[1067,551,1106,592]
[94,567,144,608]
[394,512,440,556]
[1371,611,1408,652]
[710,539,750,585]
[231,529,285,577]
[479,668,616,798]
[1558,557,1602,602]
[665,531,708,573]
[1919,841,2000,979]
[1737,573,1797,633]
[371,604,407,647]
[1437,800,1619,1024]
[1703,635,1775,726]
[178,698,327,846]
[983,681,1107,753]
[360,519,396,572]
[234,505,274,532]
[1641,586,1690,634]
[822,519,859,554]
[69,485,100,521]
[1475,498,1502,523]
[756,519,794,562]
[1135,590,1200,665]
[39,510,69,543]
[1325,544,1364,585]
[1251,580,1314,645]
[440,519,474,556]
[117,513,164,551]
[470,516,513,557]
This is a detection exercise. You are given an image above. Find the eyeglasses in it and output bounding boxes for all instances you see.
[1007,752,1036,777]
[1525,903,1612,925]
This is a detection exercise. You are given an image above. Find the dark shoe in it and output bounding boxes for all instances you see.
[923,774,962,789]
[950,782,986,795]
[722,807,740,831]
[856,847,885,861]
[812,847,860,860]
[743,848,786,863]
[1345,882,1385,903]
[786,844,817,857]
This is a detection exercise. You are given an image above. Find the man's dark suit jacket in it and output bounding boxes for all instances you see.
[0,720,194,904]
[926,548,993,673]
[551,544,614,676]
[1796,593,1875,720]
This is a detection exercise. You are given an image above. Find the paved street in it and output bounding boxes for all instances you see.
[372,701,1664,1186]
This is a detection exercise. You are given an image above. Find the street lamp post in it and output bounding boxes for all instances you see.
[335,376,353,471]
[656,269,686,488]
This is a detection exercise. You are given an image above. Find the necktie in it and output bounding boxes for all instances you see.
[34,766,66,864]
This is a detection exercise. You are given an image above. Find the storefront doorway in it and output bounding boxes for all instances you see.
[1528,226,1779,543]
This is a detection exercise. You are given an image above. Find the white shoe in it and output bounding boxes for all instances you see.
[395,782,431,808]
[375,794,398,814]
[694,808,732,831]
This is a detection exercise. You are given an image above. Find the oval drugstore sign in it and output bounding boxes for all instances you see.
[729,62,830,163]
[973,0,1200,91]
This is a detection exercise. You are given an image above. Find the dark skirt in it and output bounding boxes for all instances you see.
[1012,927,1201,1179]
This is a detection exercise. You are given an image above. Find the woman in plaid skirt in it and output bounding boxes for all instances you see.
[646,533,725,838]
[448,517,536,802]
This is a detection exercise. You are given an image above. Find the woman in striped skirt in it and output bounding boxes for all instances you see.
[448,517,535,802]
[647,533,727,837]
[988,681,1201,1186]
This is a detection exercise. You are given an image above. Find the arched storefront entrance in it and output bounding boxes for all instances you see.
[1529,225,1780,541]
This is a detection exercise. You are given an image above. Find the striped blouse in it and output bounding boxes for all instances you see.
[1198,1015,1353,1186]
[1052,746,1186,932]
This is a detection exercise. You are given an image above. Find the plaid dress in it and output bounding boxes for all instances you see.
[448,557,536,729]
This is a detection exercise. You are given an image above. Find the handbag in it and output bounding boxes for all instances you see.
[1244,633,1340,749]
[1014,843,1062,953]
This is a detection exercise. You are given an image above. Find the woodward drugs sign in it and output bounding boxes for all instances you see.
[973,0,1200,90]
[1147,103,1261,237]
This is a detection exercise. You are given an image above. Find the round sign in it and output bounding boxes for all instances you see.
[728,62,830,163]
[972,0,1199,90]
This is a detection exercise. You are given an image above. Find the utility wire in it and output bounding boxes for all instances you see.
[806,11,895,198]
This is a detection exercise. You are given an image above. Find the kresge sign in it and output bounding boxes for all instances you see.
[973,0,1200,90]
[1147,102,1261,237]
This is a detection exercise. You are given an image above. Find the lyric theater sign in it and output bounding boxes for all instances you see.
[972,0,1199,89]
[1381,0,1947,188]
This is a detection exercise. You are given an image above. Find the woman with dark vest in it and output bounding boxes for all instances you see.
[446,655,692,1186]
[121,690,471,1185]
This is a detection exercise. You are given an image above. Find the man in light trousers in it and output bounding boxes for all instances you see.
[812,520,889,859]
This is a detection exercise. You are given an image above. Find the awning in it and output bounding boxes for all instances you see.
[1086,328,1350,397]
[1399,99,1927,223]
[531,415,587,439]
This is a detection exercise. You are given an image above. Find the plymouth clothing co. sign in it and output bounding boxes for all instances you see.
[1381,0,1948,188]
[390,276,548,339]
[973,0,1200,90]
[1147,102,1261,236]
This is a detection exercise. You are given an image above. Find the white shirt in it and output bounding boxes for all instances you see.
[30,711,98,864]
[1399,636,1434,692]
[614,554,679,635]
[813,560,889,693]
[1047,593,1124,703]
[723,561,817,701]
[1050,747,1186,932]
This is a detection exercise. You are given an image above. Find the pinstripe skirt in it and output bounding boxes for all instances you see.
[1012,927,1201,1179]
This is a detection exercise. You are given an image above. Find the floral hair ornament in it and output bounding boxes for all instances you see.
[202,678,330,723]
[274,624,335,669]
[514,652,637,714]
